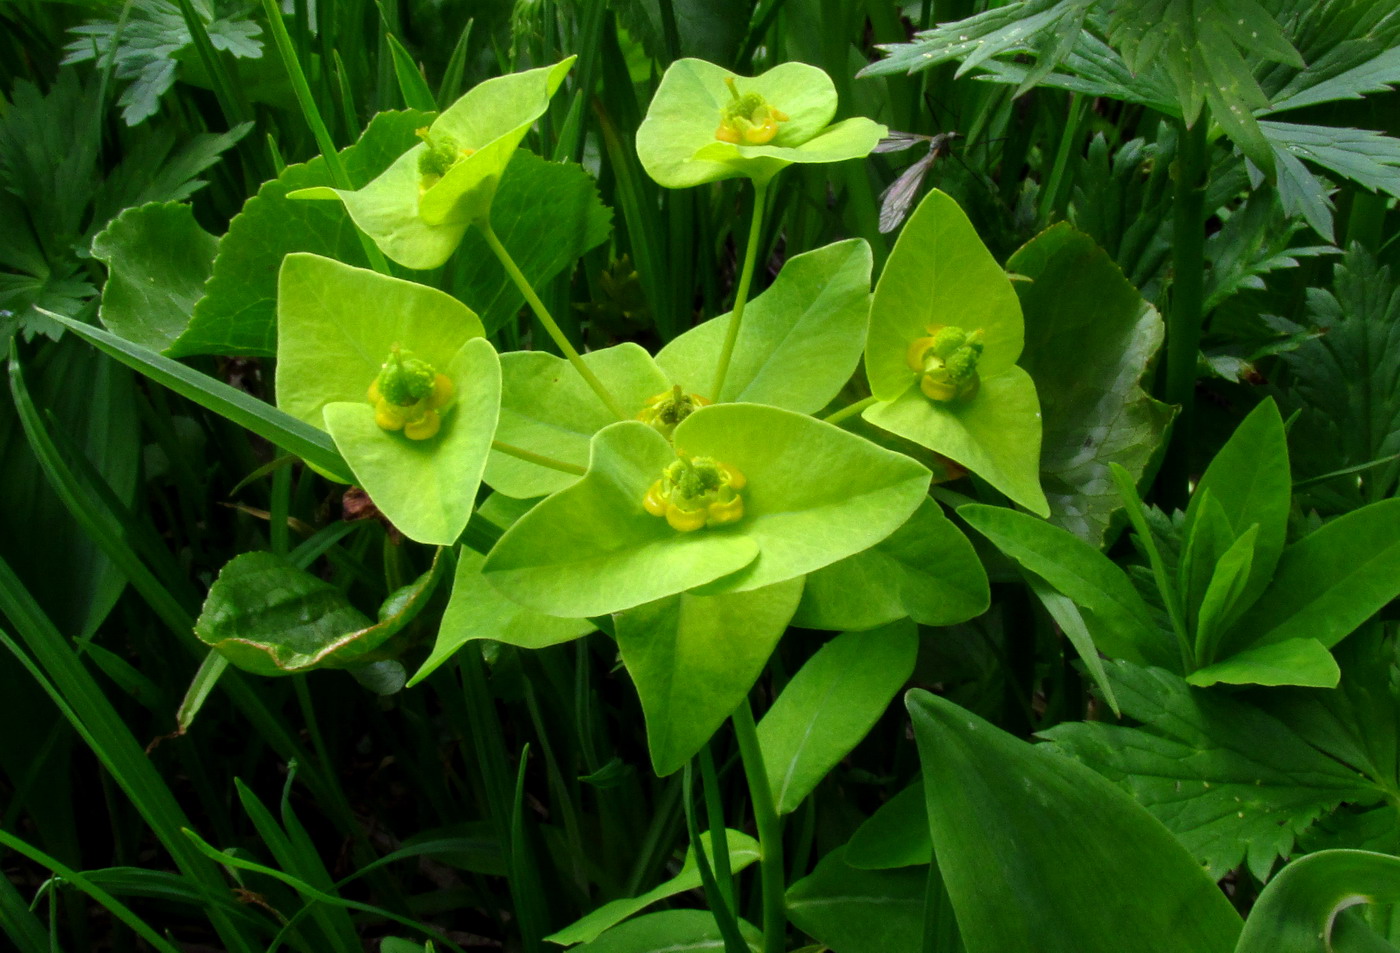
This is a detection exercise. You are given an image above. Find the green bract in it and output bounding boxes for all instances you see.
[289,58,575,269]
[276,253,500,545]
[636,58,885,189]
[864,189,1049,515]
[482,403,930,618]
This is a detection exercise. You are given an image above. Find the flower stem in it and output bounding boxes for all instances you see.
[491,440,586,476]
[732,698,785,953]
[477,220,630,421]
[821,395,878,426]
[711,179,771,402]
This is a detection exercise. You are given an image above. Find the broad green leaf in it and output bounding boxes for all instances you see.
[758,622,916,814]
[1008,222,1174,545]
[291,59,575,269]
[793,497,988,631]
[194,551,445,675]
[572,909,761,953]
[545,829,760,945]
[616,579,802,776]
[184,109,432,357]
[484,344,668,500]
[1184,399,1290,612]
[276,254,497,544]
[1043,662,1379,880]
[959,504,1171,667]
[481,422,760,617]
[864,368,1046,515]
[844,781,931,870]
[409,550,594,687]
[1024,575,1121,716]
[655,239,872,411]
[637,58,883,189]
[1222,498,1400,656]
[786,847,928,953]
[91,202,217,354]
[676,404,931,594]
[1238,850,1400,953]
[866,189,1023,400]
[1186,638,1340,689]
[909,688,1242,953]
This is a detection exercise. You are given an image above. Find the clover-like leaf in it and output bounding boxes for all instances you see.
[483,404,928,616]
[290,58,574,269]
[195,550,445,676]
[863,189,1046,515]
[484,343,669,499]
[636,58,885,189]
[276,253,499,545]
[655,239,872,411]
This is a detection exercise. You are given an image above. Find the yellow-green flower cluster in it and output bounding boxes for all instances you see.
[643,456,746,532]
[906,325,984,403]
[636,385,710,438]
[368,346,455,440]
[714,77,790,145]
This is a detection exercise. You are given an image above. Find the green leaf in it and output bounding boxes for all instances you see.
[1184,399,1290,613]
[90,201,218,354]
[1008,222,1174,545]
[1260,121,1400,200]
[616,579,802,776]
[46,311,353,484]
[864,368,1048,516]
[195,551,445,675]
[1042,662,1379,880]
[385,33,436,111]
[958,504,1171,668]
[1221,498,1400,657]
[908,687,1243,953]
[485,344,668,500]
[291,59,576,268]
[481,421,761,617]
[571,909,761,953]
[866,189,1024,399]
[409,549,594,687]
[1193,524,1258,666]
[785,847,928,953]
[655,239,872,411]
[843,781,930,870]
[1186,638,1340,689]
[636,58,883,189]
[793,497,988,631]
[183,108,433,357]
[545,830,760,945]
[1238,850,1400,953]
[758,622,917,814]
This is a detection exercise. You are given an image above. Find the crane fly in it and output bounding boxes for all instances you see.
[875,131,961,234]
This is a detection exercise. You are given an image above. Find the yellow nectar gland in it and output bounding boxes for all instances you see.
[906,325,984,404]
[636,385,710,437]
[643,456,746,533]
[368,346,454,441]
[714,77,790,146]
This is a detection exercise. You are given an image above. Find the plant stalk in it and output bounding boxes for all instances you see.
[478,220,631,421]
[712,179,771,402]
[822,395,878,426]
[491,440,587,475]
[732,698,785,953]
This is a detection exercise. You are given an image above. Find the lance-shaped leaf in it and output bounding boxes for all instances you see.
[290,59,575,268]
[793,496,988,631]
[484,404,929,616]
[636,58,884,189]
[409,549,595,687]
[545,830,760,945]
[1041,661,1381,881]
[655,239,872,411]
[276,253,499,545]
[758,621,917,814]
[617,579,801,776]
[484,343,668,500]
[570,909,761,953]
[908,688,1243,953]
[844,781,931,870]
[195,551,444,676]
[863,189,1047,515]
[786,847,928,953]
[1238,849,1400,953]
[1009,222,1174,546]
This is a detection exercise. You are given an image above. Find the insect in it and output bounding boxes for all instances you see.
[874,130,962,234]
